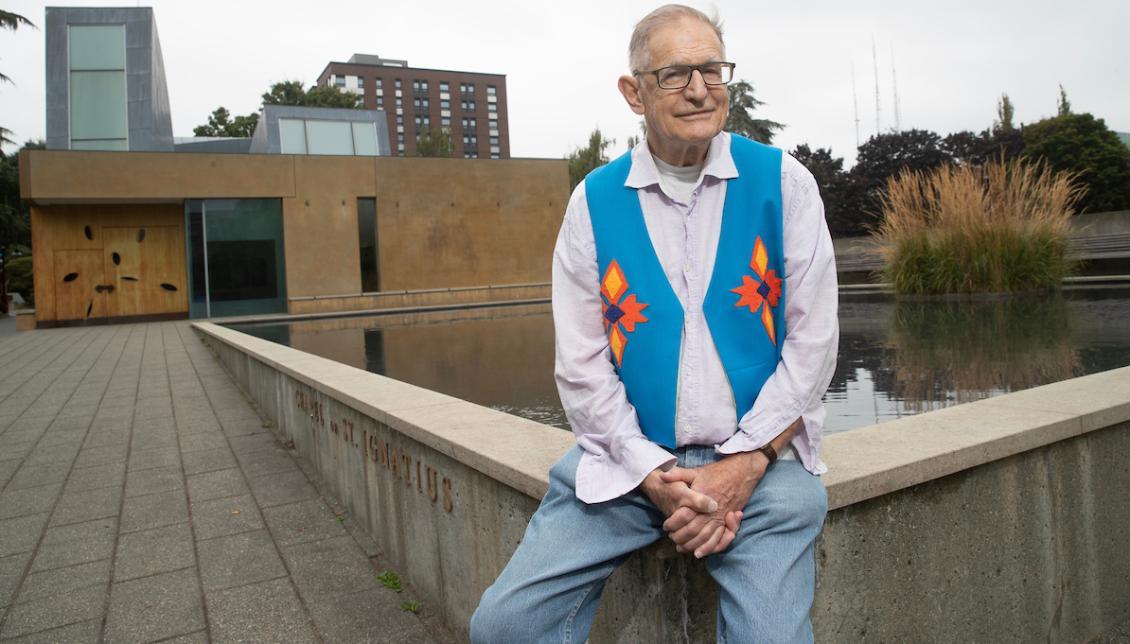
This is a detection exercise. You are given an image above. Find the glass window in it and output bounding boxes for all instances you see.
[185,199,287,318]
[357,198,379,292]
[487,85,497,96]
[278,118,307,154]
[70,70,128,141]
[334,75,346,87]
[395,79,402,88]
[70,139,127,151]
[488,103,497,112]
[352,122,378,156]
[440,82,449,91]
[306,120,354,155]
[440,100,450,109]
[69,25,125,70]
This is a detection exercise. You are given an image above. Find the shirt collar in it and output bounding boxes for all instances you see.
[624,131,738,189]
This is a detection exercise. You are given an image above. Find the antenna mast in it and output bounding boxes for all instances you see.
[891,42,902,132]
[871,35,882,135]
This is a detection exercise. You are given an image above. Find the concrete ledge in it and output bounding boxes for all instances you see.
[193,318,1130,642]
[15,309,36,331]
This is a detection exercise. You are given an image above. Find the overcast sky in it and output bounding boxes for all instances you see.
[2,0,1127,166]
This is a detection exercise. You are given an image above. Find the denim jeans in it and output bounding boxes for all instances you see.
[470,444,828,643]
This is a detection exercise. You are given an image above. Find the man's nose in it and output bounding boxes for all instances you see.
[683,69,709,101]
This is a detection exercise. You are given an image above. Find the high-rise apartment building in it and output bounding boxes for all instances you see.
[317,54,509,159]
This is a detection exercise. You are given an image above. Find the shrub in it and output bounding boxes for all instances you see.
[5,255,32,306]
[876,156,1084,294]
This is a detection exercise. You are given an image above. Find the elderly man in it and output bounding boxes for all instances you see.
[471,5,837,642]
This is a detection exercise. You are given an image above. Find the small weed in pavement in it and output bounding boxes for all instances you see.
[401,600,420,613]
[377,570,402,592]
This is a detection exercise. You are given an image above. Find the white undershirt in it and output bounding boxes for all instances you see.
[651,153,704,203]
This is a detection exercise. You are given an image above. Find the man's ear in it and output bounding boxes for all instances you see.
[618,75,646,116]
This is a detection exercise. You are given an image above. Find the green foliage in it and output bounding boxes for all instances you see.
[842,129,953,235]
[790,144,856,237]
[1022,112,1130,213]
[377,570,402,592]
[941,128,1024,167]
[994,94,1015,133]
[193,107,259,137]
[567,128,614,191]
[725,80,783,144]
[261,80,364,109]
[0,141,42,253]
[415,127,453,157]
[400,600,421,613]
[1057,84,1072,117]
[4,255,32,305]
[877,157,1082,294]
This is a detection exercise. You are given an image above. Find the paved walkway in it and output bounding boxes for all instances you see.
[0,322,452,643]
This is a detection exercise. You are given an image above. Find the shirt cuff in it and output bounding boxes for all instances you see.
[574,437,675,504]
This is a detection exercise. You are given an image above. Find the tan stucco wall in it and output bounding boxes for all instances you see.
[373,157,567,291]
[21,150,568,322]
[283,156,377,299]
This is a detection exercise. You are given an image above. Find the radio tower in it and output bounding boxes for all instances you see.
[851,63,861,147]
[891,42,902,132]
[871,36,882,135]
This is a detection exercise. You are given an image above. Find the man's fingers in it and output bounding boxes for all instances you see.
[724,510,742,535]
[668,514,710,546]
[712,527,737,555]
[658,467,697,485]
[663,506,696,533]
[694,525,725,559]
[678,516,724,553]
[686,523,722,557]
[676,486,718,514]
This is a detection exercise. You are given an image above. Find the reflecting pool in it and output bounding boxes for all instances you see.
[230,288,1130,434]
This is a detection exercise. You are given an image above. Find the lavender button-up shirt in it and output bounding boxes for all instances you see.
[552,132,839,504]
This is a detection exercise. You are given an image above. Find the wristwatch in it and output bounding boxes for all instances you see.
[756,443,778,467]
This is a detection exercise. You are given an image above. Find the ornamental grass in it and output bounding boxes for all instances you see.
[875,156,1085,294]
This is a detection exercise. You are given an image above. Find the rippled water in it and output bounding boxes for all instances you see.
[231,288,1130,434]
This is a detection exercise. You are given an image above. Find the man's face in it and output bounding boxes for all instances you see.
[626,17,729,160]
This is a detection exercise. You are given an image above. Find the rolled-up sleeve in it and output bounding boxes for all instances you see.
[717,156,838,472]
[553,182,675,503]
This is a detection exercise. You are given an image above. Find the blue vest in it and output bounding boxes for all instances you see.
[585,135,786,448]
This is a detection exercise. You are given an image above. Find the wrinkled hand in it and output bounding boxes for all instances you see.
[659,452,766,558]
[639,466,719,519]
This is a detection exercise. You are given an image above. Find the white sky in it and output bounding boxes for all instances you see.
[1,0,1127,166]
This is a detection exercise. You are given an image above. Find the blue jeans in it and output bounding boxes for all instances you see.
[470,445,828,643]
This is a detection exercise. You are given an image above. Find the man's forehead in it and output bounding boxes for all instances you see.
[646,18,725,67]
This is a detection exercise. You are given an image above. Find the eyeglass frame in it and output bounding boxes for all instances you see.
[633,62,737,90]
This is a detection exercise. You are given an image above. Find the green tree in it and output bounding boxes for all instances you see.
[0,140,42,252]
[790,144,863,238]
[261,80,364,109]
[193,107,259,137]
[726,80,783,144]
[1057,84,1072,117]
[567,129,613,190]
[994,93,1015,133]
[1,10,36,146]
[415,127,453,157]
[1023,112,1130,213]
[847,129,953,233]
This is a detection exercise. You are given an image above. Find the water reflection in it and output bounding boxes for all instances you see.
[231,289,1130,434]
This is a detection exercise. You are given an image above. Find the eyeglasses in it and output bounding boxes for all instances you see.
[635,62,736,90]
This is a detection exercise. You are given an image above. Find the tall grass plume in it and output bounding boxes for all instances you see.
[876,157,1085,294]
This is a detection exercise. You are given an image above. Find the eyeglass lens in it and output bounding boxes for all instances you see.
[657,63,732,89]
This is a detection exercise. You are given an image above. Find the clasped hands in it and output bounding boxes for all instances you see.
[640,451,767,559]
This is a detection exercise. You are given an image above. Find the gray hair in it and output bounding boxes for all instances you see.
[628,4,725,73]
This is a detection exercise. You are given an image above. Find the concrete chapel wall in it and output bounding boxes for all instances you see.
[194,320,1130,643]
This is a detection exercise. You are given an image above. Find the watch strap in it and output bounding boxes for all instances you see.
[756,443,778,466]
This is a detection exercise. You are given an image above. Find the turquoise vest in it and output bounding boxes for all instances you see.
[585,135,785,448]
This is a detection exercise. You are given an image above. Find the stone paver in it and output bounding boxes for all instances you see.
[0,322,446,642]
